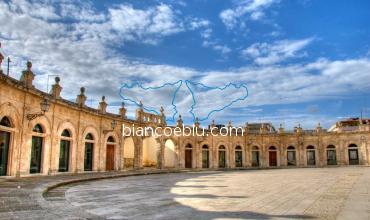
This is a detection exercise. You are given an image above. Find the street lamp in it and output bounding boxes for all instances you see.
[27,98,50,121]
[103,120,117,134]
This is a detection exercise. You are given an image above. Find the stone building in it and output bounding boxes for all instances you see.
[0,48,369,177]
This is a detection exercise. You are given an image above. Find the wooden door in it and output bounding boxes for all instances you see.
[219,151,226,168]
[106,145,115,171]
[185,149,192,168]
[269,151,277,166]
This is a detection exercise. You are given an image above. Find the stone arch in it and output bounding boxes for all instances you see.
[81,126,99,172]
[103,131,120,171]
[217,144,228,168]
[0,102,22,176]
[142,136,157,167]
[123,136,135,169]
[26,116,52,175]
[164,138,176,168]
[55,120,77,173]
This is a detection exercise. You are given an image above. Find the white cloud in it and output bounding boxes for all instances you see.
[220,0,279,29]
[1,1,369,128]
[241,38,314,65]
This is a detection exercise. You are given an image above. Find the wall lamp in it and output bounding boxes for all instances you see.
[103,120,117,134]
[26,98,50,121]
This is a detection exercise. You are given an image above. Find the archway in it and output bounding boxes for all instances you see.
[326,145,337,165]
[164,139,176,168]
[348,144,359,165]
[106,136,116,171]
[306,145,316,166]
[268,146,277,167]
[0,116,12,176]
[59,129,72,172]
[185,144,192,168]
[235,145,243,168]
[123,137,135,168]
[202,145,209,168]
[251,146,260,167]
[30,124,44,174]
[218,145,226,168]
[143,136,157,167]
[84,133,94,171]
[287,146,296,166]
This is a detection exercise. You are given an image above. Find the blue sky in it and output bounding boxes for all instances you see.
[0,0,369,129]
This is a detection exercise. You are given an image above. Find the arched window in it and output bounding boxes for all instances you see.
[61,129,71,137]
[85,133,94,140]
[185,143,192,168]
[0,117,12,127]
[251,146,260,167]
[0,117,12,176]
[306,145,316,166]
[32,124,43,133]
[348,144,359,165]
[202,145,209,168]
[268,146,277,166]
[107,136,115,143]
[235,145,243,168]
[218,145,226,168]
[30,124,44,174]
[59,129,72,172]
[327,145,337,165]
[84,133,94,171]
[287,146,296,166]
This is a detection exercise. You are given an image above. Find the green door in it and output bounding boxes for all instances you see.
[202,150,209,168]
[252,151,259,167]
[235,151,242,167]
[30,136,43,173]
[84,142,93,171]
[219,151,226,168]
[0,131,10,176]
[327,150,337,165]
[59,140,70,172]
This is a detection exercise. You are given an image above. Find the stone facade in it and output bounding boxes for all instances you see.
[0,61,369,177]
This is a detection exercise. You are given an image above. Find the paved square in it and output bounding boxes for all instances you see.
[65,167,370,220]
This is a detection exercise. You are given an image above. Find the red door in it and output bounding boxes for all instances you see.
[269,151,277,166]
[185,149,192,168]
[106,145,115,171]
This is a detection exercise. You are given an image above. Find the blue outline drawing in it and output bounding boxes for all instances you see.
[119,80,249,123]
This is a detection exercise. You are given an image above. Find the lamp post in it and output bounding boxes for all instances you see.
[26,98,50,120]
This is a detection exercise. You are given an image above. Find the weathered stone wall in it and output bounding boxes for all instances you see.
[0,72,369,177]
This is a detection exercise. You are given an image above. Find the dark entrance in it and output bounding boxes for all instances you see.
[84,133,94,171]
[185,144,192,168]
[0,117,11,176]
[30,124,43,174]
[218,145,226,168]
[348,144,359,165]
[269,146,277,166]
[287,146,296,166]
[235,146,243,167]
[106,144,115,171]
[59,129,71,172]
[202,145,209,168]
[327,145,337,165]
[306,145,316,166]
[251,146,260,167]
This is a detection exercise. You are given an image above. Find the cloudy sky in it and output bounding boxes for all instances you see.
[0,0,370,129]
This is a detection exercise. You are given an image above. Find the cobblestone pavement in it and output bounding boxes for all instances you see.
[0,167,369,220]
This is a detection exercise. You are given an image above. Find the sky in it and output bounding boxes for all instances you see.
[0,0,370,129]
